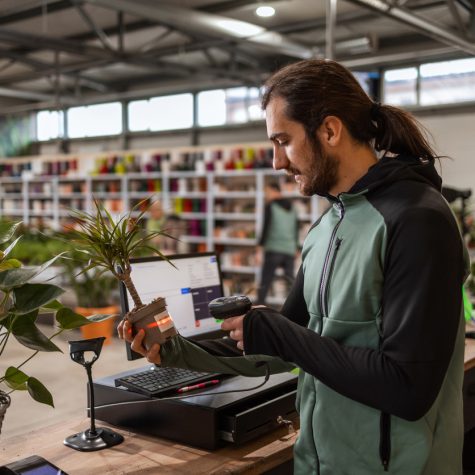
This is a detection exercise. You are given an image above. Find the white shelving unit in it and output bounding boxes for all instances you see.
[0,143,322,304]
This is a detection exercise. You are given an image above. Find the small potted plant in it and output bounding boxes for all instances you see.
[0,221,97,433]
[68,199,178,350]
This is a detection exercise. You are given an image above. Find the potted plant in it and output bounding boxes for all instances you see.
[68,199,178,350]
[0,221,99,433]
[60,254,120,345]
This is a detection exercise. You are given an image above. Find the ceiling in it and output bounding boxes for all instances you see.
[0,0,473,115]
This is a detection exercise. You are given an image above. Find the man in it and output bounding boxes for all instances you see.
[257,181,299,304]
[119,59,468,474]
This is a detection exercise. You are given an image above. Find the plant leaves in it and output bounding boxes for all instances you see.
[56,307,92,329]
[0,221,20,245]
[0,254,65,290]
[0,258,22,271]
[4,366,28,390]
[12,283,64,315]
[27,377,54,407]
[11,311,62,352]
[2,235,22,258]
[41,299,64,311]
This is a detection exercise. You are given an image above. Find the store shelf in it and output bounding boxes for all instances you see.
[0,142,321,292]
[221,266,259,274]
[214,191,256,198]
[214,213,255,221]
[169,192,207,198]
[0,193,23,199]
[179,212,208,219]
[214,237,257,246]
[180,235,207,243]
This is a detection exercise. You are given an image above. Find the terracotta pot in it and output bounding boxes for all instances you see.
[126,298,177,350]
[76,305,120,345]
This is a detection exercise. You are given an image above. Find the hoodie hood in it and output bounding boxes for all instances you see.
[348,155,442,196]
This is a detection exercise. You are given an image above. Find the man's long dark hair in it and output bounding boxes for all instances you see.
[261,59,436,161]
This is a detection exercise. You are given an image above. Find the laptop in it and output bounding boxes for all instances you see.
[115,252,226,397]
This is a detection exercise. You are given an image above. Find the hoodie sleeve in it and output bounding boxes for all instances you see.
[243,205,466,421]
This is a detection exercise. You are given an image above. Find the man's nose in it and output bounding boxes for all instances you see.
[273,148,288,170]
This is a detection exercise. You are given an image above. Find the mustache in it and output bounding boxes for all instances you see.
[286,166,301,175]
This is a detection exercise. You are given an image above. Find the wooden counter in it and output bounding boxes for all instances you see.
[0,418,298,475]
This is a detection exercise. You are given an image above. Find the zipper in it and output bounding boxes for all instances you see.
[318,201,345,320]
[323,237,342,318]
[380,412,391,471]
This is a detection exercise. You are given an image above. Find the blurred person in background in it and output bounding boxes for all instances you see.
[257,181,299,304]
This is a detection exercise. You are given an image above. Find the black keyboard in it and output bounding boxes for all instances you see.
[114,367,219,397]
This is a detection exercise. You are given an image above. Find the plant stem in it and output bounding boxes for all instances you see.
[122,272,143,309]
[0,329,10,357]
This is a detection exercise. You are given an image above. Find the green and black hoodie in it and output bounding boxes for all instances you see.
[160,155,468,475]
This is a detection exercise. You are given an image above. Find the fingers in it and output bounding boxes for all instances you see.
[221,315,245,352]
[221,315,243,331]
[130,328,147,356]
[117,319,134,342]
[129,329,162,364]
[229,328,243,342]
[146,343,161,365]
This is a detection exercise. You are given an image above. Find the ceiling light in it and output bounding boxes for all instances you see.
[256,6,275,17]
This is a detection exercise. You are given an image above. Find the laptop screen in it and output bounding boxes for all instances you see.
[120,253,225,359]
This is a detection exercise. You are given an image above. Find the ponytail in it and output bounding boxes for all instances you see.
[372,103,436,161]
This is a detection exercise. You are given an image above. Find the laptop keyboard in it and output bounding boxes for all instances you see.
[114,366,218,397]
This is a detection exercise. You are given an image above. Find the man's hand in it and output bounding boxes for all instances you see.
[220,305,266,350]
[117,318,161,364]
[221,315,245,350]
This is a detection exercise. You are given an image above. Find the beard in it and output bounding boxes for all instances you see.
[288,138,339,197]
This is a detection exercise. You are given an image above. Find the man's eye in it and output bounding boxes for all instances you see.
[277,140,288,146]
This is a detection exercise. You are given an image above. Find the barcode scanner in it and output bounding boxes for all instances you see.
[208,295,252,319]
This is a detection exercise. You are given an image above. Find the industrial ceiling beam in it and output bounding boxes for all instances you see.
[0,28,113,59]
[84,0,314,59]
[0,0,74,26]
[342,44,457,68]
[69,0,116,52]
[0,86,76,103]
[0,58,109,87]
[0,25,261,85]
[0,49,109,92]
[347,0,475,55]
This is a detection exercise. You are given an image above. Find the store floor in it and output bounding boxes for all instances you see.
[1,324,145,439]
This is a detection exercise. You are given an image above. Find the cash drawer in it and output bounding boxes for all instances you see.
[219,389,298,444]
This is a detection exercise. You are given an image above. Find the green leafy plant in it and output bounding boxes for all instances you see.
[68,199,175,312]
[0,221,96,407]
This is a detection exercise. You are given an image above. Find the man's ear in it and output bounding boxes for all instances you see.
[317,116,343,147]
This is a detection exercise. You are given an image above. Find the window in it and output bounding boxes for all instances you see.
[197,87,263,127]
[128,100,152,132]
[420,58,475,106]
[383,67,418,106]
[128,94,193,131]
[67,102,122,138]
[36,110,63,141]
[197,89,226,127]
[149,94,193,131]
[248,87,263,120]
